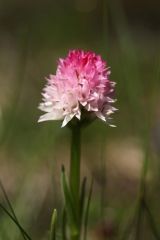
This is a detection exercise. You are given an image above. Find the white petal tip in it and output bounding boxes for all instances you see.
[61,122,66,128]
[61,114,75,128]
[38,117,45,123]
[109,124,116,127]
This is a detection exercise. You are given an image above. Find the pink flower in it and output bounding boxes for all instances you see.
[38,50,117,127]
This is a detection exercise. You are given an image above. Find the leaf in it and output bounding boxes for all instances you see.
[0,180,32,240]
[79,177,87,229]
[0,203,32,240]
[50,209,57,240]
[83,178,93,240]
[62,208,67,240]
[61,165,78,236]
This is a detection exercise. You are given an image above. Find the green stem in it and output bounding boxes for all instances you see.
[70,125,81,240]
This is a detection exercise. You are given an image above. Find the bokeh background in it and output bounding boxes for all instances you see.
[0,0,160,239]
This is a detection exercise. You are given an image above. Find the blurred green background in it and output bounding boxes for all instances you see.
[0,0,160,239]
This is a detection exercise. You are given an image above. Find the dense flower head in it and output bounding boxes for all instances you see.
[38,49,117,127]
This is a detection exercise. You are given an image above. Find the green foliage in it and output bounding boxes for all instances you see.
[0,0,160,239]
[61,166,79,237]
[0,181,32,240]
[50,209,57,240]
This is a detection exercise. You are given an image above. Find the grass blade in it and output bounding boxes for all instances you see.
[61,165,78,235]
[50,209,57,240]
[0,180,31,240]
[0,203,32,240]
[83,178,93,240]
[62,208,67,240]
[80,177,87,229]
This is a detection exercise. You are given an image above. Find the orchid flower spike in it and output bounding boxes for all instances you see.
[38,50,117,127]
